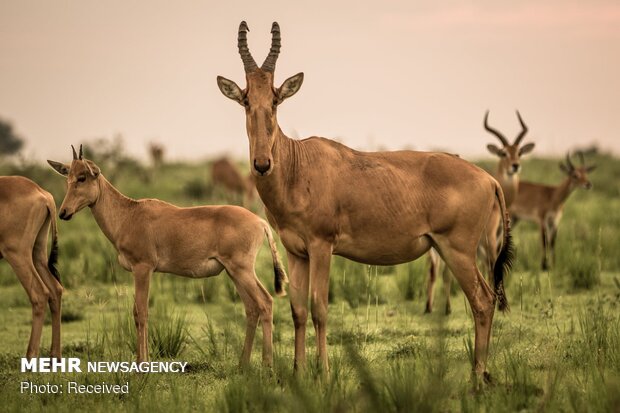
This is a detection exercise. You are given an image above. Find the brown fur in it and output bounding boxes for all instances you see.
[48,155,287,366]
[510,155,595,270]
[425,111,534,314]
[217,22,513,379]
[0,176,63,358]
[211,157,257,207]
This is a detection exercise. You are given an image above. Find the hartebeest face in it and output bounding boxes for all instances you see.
[47,145,101,220]
[560,153,596,190]
[217,22,303,176]
[485,111,535,176]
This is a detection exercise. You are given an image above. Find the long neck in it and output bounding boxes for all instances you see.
[89,176,137,245]
[552,177,574,209]
[496,163,519,207]
[255,127,300,204]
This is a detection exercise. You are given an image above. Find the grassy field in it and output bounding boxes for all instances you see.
[0,150,619,412]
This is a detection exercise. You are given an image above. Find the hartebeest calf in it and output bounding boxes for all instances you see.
[0,176,62,358]
[511,152,595,270]
[426,111,535,314]
[48,146,288,365]
[217,21,513,380]
[211,157,257,207]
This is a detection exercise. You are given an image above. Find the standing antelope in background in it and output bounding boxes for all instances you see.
[0,176,62,358]
[48,146,288,366]
[211,157,257,207]
[217,21,513,381]
[425,110,535,314]
[511,152,596,270]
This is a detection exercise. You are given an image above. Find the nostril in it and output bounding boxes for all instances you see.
[253,159,271,174]
[59,210,66,219]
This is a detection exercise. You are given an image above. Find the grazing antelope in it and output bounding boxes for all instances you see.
[48,146,288,366]
[425,111,535,314]
[0,176,62,358]
[211,157,257,207]
[217,21,513,380]
[511,152,595,271]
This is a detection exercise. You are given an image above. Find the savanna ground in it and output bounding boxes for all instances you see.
[0,144,619,412]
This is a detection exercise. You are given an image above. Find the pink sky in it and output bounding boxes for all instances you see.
[0,1,618,161]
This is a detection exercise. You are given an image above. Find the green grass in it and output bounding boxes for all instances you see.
[0,152,619,412]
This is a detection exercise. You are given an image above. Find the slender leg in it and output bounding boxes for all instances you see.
[425,249,439,314]
[549,226,558,268]
[287,252,310,371]
[442,263,452,315]
[229,268,273,367]
[132,264,153,363]
[440,246,495,382]
[33,223,63,359]
[308,243,332,372]
[4,251,50,358]
[540,224,549,271]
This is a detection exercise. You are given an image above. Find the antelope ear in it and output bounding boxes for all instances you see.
[84,160,101,177]
[559,162,571,175]
[217,76,245,105]
[519,142,535,156]
[277,72,304,103]
[47,160,70,176]
[586,165,597,173]
[487,144,502,156]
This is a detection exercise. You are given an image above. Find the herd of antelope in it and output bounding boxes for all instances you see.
[0,21,597,384]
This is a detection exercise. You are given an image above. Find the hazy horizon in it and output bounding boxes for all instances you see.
[1,1,619,162]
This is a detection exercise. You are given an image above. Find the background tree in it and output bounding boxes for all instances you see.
[0,118,24,156]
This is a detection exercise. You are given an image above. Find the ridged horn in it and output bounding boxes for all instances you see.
[79,144,83,160]
[261,22,281,72]
[71,145,78,160]
[577,151,585,166]
[484,111,509,146]
[238,21,258,73]
[514,110,528,145]
[566,152,575,171]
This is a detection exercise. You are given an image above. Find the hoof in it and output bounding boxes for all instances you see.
[445,304,452,316]
[483,371,492,384]
[424,304,432,314]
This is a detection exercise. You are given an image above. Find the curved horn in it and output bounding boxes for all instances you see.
[79,144,83,160]
[514,110,528,145]
[238,21,258,73]
[566,152,575,171]
[261,22,281,73]
[483,111,509,146]
[577,151,585,166]
[71,145,78,160]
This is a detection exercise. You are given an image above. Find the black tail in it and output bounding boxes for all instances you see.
[493,182,514,312]
[493,223,514,312]
[274,262,287,296]
[48,234,61,284]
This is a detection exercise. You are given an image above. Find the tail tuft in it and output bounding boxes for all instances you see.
[262,221,289,297]
[48,234,61,285]
[274,263,288,297]
[493,225,514,312]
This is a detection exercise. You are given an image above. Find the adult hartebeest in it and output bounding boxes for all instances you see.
[216,21,513,380]
[211,157,257,207]
[426,111,535,314]
[511,152,595,270]
[48,146,288,366]
[0,176,62,358]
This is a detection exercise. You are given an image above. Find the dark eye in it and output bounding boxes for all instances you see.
[77,176,86,183]
[499,152,507,157]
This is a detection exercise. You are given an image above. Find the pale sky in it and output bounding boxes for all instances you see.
[0,0,618,162]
